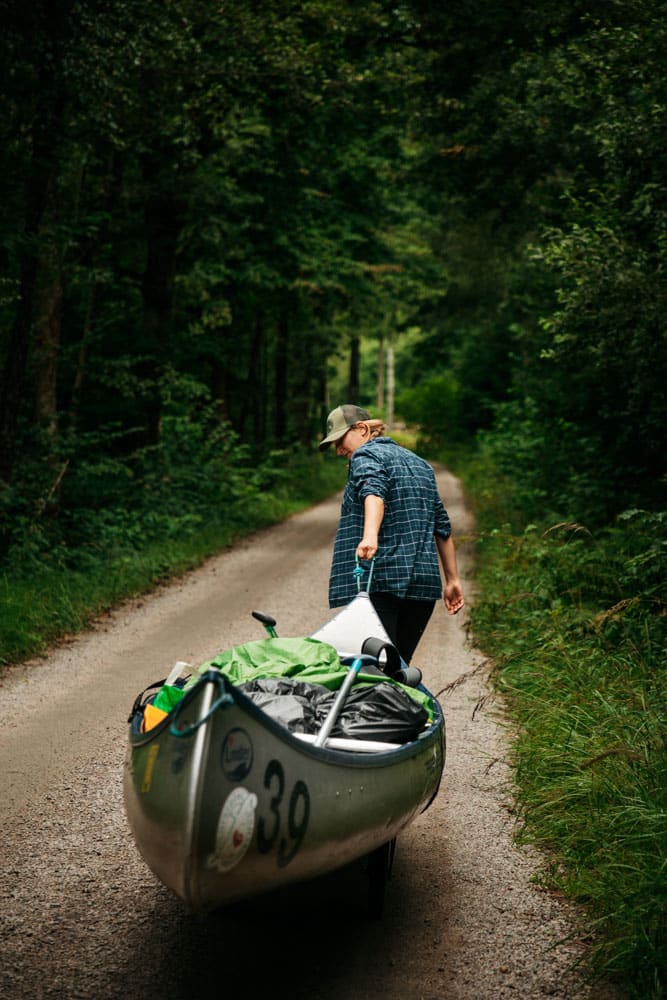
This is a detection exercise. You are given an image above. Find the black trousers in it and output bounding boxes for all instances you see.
[369,592,436,664]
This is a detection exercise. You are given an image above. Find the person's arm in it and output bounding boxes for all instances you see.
[356,495,384,560]
[435,533,465,615]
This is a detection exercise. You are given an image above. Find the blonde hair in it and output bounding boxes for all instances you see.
[357,418,386,439]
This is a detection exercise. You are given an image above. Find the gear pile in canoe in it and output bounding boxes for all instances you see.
[124,591,445,915]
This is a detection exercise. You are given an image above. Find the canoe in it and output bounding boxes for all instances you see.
[123,596,445,914]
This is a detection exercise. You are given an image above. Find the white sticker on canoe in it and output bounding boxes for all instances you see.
[208,787,258,873]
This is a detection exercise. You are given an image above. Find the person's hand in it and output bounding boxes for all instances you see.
[444,579,464,615]
[356,535,378,561]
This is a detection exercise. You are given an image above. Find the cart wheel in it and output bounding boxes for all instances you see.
[367,838,396,918]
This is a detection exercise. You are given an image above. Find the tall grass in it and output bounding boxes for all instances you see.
[457,451,667,997]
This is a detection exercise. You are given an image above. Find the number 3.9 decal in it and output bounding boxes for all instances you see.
[256,758,310,868]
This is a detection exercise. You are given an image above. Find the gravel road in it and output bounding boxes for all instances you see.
[0,467,624,1000]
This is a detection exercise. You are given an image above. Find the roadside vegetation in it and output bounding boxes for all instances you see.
[452,443,666,999]
[0,439,345,666]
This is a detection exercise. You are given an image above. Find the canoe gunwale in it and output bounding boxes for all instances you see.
[128,670,444,771]
[180,679,215,909]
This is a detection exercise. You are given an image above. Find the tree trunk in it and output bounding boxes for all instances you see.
[210,359,230,423]
[32,265,63,438]
[68,282,97,430]
[0,3,71,483]
[68,153,120,430]
[0,254,39,482]
[274,311,289,442]
[241,310,265,444]
[0,113,61,479]
[348,335,360,402]
[140,164,181,445]
[292,322,319,447]
[376,334,385,414]
[386,332,395,429]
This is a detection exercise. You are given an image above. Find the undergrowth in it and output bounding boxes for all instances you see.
[458,451,667,998]
[0,450,345,667]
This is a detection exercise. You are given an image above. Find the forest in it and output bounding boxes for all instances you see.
[1,0,665,555]
[1,1,665,995]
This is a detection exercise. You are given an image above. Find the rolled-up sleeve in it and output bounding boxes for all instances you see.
[350,452,389,502]
[434,495,452,539]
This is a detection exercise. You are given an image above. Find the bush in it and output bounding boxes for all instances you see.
[0,400,346,666]
[396,372,460,446]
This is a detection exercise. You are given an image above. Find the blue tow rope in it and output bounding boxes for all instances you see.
[354,555,375,593]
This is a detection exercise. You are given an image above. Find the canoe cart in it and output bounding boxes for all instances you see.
[124,578,445,917]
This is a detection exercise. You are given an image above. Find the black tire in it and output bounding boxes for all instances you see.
[366,838,396,918]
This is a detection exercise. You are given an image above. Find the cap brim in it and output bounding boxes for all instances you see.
[318,430,347,451]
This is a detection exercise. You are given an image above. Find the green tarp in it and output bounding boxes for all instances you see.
[153,636,434,719]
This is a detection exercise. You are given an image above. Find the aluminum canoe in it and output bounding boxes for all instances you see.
[123,669,445,913]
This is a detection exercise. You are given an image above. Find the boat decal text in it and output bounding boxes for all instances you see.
[221,727,254,782]
[208,786,258,873]
[256,758,310,868]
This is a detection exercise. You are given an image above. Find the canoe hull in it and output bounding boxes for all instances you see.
[124,674,445,911]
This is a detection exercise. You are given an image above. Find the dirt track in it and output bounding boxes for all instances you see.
[0,467,623,1000]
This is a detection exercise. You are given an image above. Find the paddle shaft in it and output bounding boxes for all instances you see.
[314,657,363,748]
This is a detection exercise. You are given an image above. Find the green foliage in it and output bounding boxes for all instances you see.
[400,0,667,525]
[2,0,665,527]
[4,0,663,531]
[396,372,460,443]
[1,0,428,486]
[465,442,667,997]
[474,394,618,525]
[0,439,346,666]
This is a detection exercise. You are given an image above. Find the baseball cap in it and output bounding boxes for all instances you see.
[318,404,371,451]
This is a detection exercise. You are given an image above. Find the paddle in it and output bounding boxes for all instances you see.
[313,654,375,748]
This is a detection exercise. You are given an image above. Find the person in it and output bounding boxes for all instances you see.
[319,404,465,664]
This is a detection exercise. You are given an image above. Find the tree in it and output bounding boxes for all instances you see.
[398,0,667,518]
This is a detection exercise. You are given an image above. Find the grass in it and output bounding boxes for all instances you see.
[453,452,667,999]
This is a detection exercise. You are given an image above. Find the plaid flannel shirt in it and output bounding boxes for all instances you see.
[328,437,452,607]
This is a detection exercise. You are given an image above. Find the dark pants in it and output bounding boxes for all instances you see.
[369,592,436,664]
